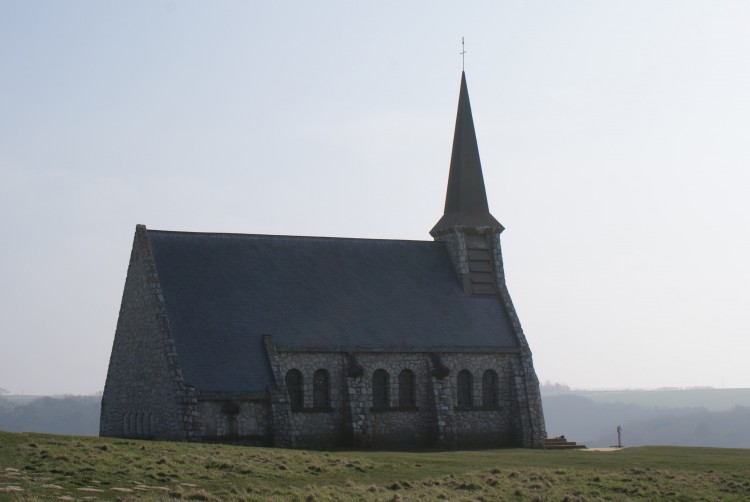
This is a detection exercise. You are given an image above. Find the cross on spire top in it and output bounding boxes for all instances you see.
[461,36,467,71]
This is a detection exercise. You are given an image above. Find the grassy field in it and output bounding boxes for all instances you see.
[1,431,749,501]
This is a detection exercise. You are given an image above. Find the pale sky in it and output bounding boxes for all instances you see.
[1,1,749,395]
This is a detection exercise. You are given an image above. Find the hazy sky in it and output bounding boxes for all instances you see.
[2,1,749,395]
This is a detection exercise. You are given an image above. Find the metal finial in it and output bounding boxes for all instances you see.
[461,37,467,71]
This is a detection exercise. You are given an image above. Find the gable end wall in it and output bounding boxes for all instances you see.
[100,225,198,440]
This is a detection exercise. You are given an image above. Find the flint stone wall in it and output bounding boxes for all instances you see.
[198,399,270,441]
[268,349,539,449]
[100,226,198,440]
[439,353,516,447]
[275,352,347,448]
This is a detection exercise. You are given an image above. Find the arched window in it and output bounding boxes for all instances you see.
[372,369,389,408]
[313,369,330,408]
[285,369,304,410]
[457,370,473,408]
[482,370,499,407]
[398,369,416,407]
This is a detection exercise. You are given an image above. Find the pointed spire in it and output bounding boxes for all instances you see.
[431,72,503,237]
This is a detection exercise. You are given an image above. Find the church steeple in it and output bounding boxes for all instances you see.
[431,71,503,237]
[431,71,505,295]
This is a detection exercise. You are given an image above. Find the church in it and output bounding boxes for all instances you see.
[100,72,547,449]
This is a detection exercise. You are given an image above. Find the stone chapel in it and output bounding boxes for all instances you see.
[100,72,547,448]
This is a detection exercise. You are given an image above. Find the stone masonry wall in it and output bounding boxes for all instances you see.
[273,349,525,449]
[435,230,471,293]
[100,225,199,440]
[489,233,547,447]
[275,352,347,448]
[440,353,517,447]
[355,353,435,448]
[197,399,270,441]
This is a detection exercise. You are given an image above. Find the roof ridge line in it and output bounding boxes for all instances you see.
[146,227,435,244]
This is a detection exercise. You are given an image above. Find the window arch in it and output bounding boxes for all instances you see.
[372,369,389,408]
[313,369,330,408]
[457,370,473,408]
[398,369,416,407]
[285,369,304,410]
[482,369,499,407]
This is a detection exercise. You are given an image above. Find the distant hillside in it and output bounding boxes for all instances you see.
[540,385,750,448]
[0,395,100,436]
[552,387,750,411]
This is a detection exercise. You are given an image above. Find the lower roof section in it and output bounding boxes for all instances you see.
[147,229,519,393]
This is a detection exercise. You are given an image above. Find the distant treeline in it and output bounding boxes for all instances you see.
[542,391,750,448]
[0,395,100,436]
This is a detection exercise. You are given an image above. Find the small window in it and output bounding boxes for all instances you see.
[372,369,389,408]
[313,369,330,408]
[286,369,304,410]
[398,369,416,407]
[482,369,499,407]
[457,370,473,408]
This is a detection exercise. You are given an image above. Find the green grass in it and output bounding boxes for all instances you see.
[1,430,750,501]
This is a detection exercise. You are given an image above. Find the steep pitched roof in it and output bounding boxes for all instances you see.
[431,71,503,236]
[147,229,519,393]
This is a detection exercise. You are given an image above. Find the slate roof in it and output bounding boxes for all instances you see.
[147,229,519,393]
